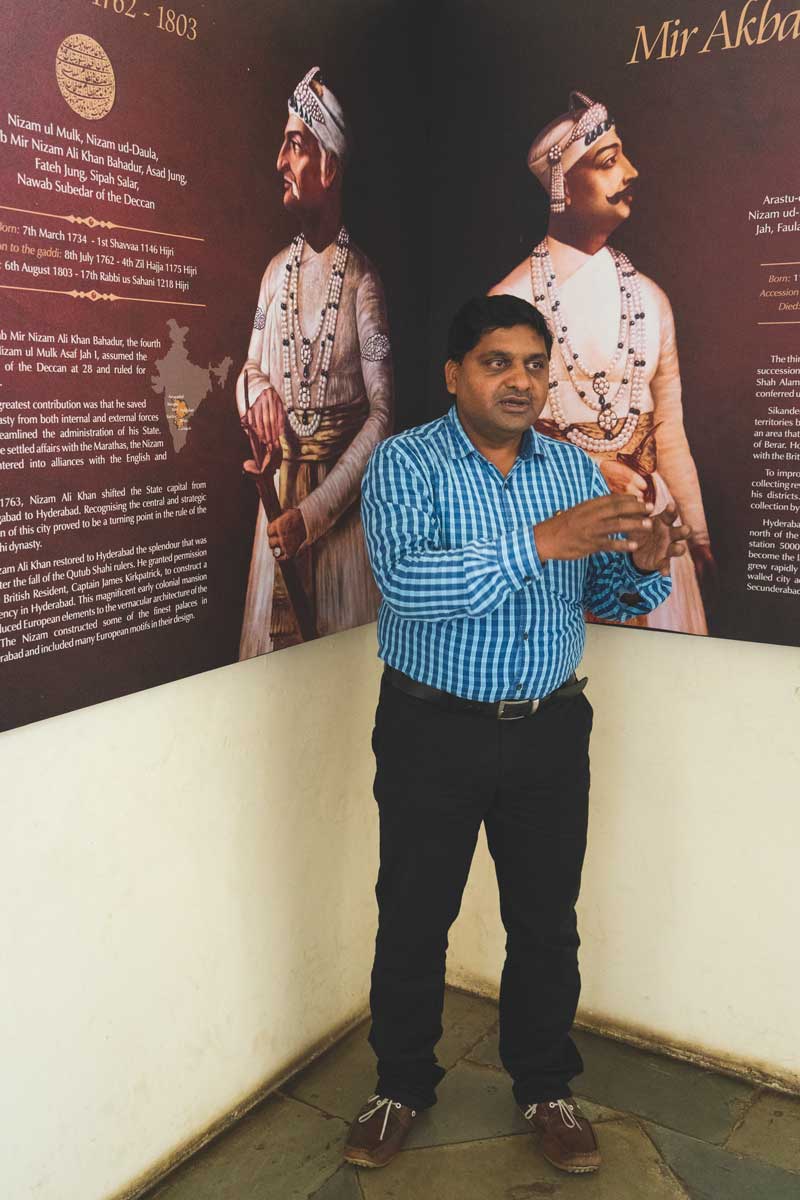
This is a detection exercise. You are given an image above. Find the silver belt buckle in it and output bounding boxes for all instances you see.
[497,698,540,720]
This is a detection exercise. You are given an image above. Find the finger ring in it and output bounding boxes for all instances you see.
[273,546,282,558]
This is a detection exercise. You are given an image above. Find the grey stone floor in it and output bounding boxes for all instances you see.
[142,989,800,1200]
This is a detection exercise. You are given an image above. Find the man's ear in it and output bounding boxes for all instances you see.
[320,150,340,190]
[562,173,572,208]
[444,359,459,396]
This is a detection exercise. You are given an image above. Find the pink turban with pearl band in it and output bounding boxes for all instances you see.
[527,91,614,214]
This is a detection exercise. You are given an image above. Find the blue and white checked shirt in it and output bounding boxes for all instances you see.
[361,406,671,702]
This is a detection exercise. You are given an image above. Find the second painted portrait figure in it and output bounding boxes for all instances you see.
[491,91,715,635]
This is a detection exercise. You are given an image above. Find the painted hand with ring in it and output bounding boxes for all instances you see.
[268,508,307,561]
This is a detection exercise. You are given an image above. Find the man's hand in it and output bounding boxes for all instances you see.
[241,385,285,457]
[268,508,307,561]
[631,505,691,576]
[599,458,647,498]
[534,494,656,563]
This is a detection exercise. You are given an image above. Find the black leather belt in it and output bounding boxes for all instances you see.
[383,666,587,720]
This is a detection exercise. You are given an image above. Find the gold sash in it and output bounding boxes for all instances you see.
[272,397,370,643]
[281,397,370,463]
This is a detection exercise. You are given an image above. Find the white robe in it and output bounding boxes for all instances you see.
[235,238,393,658]
[492,237,710,635]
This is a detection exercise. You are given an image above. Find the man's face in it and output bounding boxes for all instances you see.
[564,129,639,235]
[445,324,550,445]
[276,114,327,212]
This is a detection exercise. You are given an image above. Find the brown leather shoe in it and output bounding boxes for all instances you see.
[343,1094,417,1169]
[523,1098,601,1173]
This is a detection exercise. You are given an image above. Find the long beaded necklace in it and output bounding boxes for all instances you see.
[530,239,647,455]
[280,226,350,438]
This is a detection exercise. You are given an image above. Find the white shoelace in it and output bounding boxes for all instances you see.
[358,1094,409,1141]
[524,1099,583,1130]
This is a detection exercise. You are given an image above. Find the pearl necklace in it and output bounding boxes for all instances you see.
[530,239,647,455]
[280,226,350,438]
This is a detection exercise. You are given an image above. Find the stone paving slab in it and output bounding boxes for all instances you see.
[570,1030,755,1145]
[286,991,499,1121]
[142,1094,346,1200]
[284,1022,375,1123]
[646,1122,800,1200]
[726,1089,800,1173]
[436,989,500,1068]
[406,1060,624,1151]
[468,1027,755,1144]
[359,1121,690,1200]
[310,1164,364,1200]
[464,1025,503,1070]
[407,1060,529,1148]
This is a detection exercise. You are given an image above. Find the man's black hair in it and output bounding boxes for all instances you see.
[446,295,553,363]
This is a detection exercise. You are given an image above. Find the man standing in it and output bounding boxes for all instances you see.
[490,91,714,635]
[236,67,393,657]
[345,295,688,1174]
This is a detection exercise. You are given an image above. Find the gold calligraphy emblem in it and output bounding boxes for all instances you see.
[56,35,116,121]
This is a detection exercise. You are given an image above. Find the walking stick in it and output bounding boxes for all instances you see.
[243,371,317,642]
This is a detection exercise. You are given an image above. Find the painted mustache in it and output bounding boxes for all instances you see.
[607,182,637,205]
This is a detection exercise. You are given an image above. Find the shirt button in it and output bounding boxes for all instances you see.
[523,575,531,583]
[522,633,529,641]
[515,682,522,691]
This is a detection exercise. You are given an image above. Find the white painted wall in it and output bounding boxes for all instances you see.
[1,625,383,1200]
[5,620,800,1200]
[447,626,800,1091]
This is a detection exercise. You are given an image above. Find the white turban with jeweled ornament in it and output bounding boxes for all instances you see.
[527,91,615,214]
[288,66,350,163]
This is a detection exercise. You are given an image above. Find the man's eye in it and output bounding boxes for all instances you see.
[600,156,617,168]
[487,359,508,368]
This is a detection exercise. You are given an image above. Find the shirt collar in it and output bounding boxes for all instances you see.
[445,404,547,461]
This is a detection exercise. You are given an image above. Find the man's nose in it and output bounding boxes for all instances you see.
[622,154,639,182]
[276,141,289,172]
[505,363,532,392]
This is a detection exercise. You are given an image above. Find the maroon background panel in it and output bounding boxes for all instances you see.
[0,0,430,731]
[429,0,800,648]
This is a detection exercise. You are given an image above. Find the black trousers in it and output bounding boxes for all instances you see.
[368,674,593,1111]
